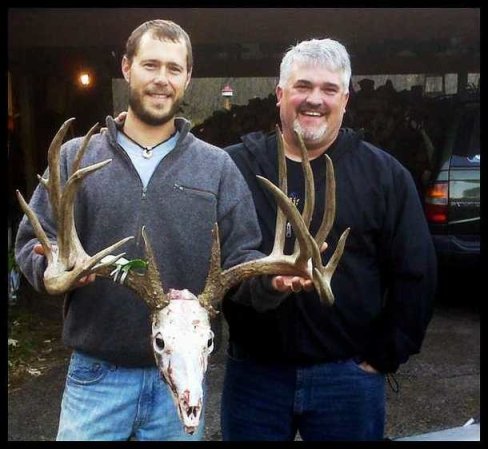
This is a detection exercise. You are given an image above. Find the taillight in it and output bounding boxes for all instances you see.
[424,182,448,224]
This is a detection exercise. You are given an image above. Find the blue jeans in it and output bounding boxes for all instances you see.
[57,351,205,441]
[221,352,385,441]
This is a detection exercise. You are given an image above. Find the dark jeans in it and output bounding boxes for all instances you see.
[221,350,385,441]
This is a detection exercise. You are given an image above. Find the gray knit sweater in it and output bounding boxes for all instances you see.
[15,116,265,366]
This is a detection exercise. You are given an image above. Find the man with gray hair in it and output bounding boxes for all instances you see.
[222,38,436,440]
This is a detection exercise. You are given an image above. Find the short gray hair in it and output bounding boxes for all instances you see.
[278,38,351,93]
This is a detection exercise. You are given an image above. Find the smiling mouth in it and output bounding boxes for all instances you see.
[149,93,170,100]
[300,111,324,117]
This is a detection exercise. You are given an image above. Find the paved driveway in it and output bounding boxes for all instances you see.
[8,303,479,441]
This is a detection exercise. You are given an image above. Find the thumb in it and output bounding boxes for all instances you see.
[116,111,128,125]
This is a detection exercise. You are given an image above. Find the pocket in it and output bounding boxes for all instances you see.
[173,183,216,202]
[67,352,112,385]
[170,183,217,232]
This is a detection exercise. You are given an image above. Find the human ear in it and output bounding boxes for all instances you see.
[275,85,283,107]
[121,56,131,83]
[185,70,192,90]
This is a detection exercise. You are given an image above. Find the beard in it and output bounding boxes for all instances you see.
[128,88,183,127]
[292,119,328,144]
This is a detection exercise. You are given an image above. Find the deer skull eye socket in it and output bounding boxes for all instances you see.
[155,336,165,350]
[206,330,215,349]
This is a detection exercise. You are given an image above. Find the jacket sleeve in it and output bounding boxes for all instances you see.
[14,145,71,293]
[217,155,289,312]
[363,162,437,373]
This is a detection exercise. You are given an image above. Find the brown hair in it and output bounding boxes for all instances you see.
[124,20,193,72]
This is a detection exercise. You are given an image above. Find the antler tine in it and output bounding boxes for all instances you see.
[256,176,317,266]
[16,190,54,263]
[46,117,76,224]
[271,127,288,256]
[295,131,315,230]
[292,131,315,265]
[312,227,350,305]
[113,227,167,310]
[71,122,99,174]
[198,224,223,316]
[58,159,112,266]
[140,227,169,309]
[324,227,350,277]
[313,154,335,250]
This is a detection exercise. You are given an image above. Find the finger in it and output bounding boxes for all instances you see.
[77,274,96,286]
[272,276,292,293]
[33,244,45,255]
[78,276,88,284]
[302,279,314,292]
[290,277,303,292]
[272,276,285,291]
[359,362,379,374]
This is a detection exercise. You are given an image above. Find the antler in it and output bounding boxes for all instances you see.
[198,126,350,314]
[16,118,133,295]
[93,227,168,310]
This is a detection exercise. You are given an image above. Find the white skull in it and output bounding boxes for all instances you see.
[151,288,214,434]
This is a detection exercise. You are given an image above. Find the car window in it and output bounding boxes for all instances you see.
[452,107,480,158]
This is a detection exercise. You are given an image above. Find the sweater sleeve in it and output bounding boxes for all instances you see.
[363,162,437,373]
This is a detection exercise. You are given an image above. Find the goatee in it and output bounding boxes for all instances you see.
[293,120,328,144]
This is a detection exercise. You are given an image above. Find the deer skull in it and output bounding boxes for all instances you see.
[151,289,214,434]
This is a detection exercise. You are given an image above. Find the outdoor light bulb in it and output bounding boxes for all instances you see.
[79,73,91,87]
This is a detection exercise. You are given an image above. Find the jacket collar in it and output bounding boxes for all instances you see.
[241,127,360,172]
[104,115,192,149]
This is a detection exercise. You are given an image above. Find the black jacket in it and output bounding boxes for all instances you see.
[223,129,436,373]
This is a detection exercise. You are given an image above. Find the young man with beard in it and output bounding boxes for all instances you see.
[15,19,293,441]
[221,38,437,441]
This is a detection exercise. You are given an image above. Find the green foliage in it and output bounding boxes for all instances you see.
[8,250,17,272]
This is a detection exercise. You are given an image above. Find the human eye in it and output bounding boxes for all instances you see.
[294,83,310,92]
[323,84,339,95]
[143,61,157,70]
[168,64,184,75]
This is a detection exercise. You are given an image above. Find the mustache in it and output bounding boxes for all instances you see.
[145,88,173,96]
[297,102,328,115]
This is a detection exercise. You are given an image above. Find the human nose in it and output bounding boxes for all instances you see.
[305,88,323,105]
[153,67,169,85]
